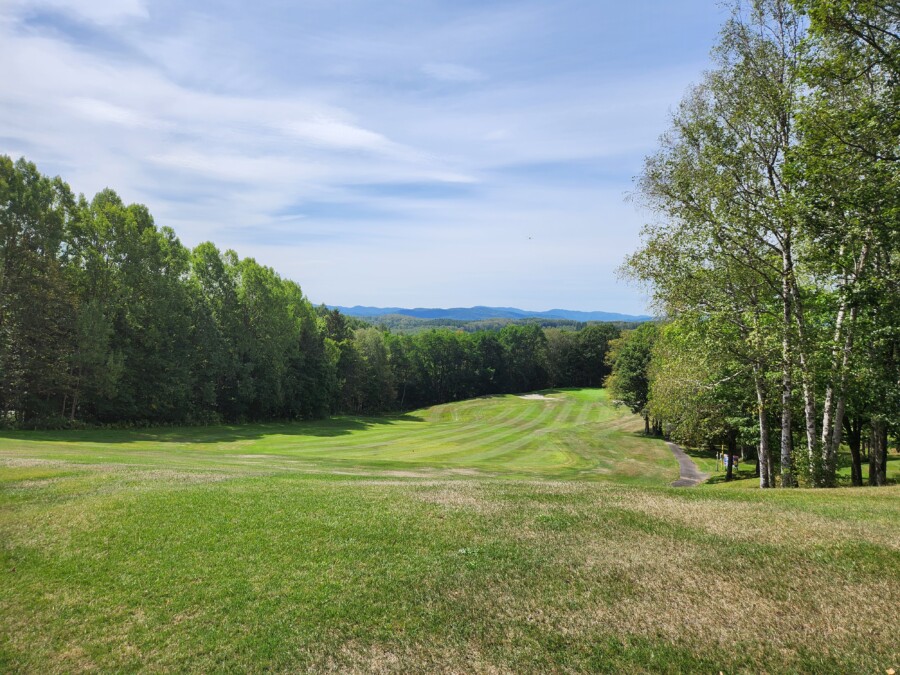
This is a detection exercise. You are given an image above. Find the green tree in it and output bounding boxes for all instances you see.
[625,0,812,486]
[353,328,395,412]
[0,157,76,424]
[649,318,761,481]
[787,0,900,484]
[606,322,660,435]
[498,324,548,393]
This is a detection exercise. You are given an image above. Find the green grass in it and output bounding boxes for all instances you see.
[0,389,675,484]
[1,389,898,673]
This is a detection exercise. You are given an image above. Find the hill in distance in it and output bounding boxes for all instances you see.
[330,305,652,322]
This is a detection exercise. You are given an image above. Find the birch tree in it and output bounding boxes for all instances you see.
[790,0,900,484]
[626,0,806,486]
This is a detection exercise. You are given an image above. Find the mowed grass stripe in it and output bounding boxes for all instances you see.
[320,398,543,462]
[466,404,572,465]
[250,396,526,456]
[136,397,557,471]
[357,398,549,464]
[408,400,563,463]
[428,401,564,467]
[575,394,605,426]
[551,396,579,426]
[376,397,527,448]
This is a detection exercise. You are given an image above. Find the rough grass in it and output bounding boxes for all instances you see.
[1,389,898,673]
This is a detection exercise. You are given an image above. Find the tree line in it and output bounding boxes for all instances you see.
[609,0,898,487]
[0,157,619,427]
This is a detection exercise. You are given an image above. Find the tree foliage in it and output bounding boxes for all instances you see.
[620,0,899,487]
[0,158,623,427]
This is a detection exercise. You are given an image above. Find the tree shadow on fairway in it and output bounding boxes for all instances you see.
[0,412,426,445]
[704,468,757,485]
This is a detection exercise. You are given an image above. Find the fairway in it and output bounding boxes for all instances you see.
[2,389,898,673]
[0,389,676,484]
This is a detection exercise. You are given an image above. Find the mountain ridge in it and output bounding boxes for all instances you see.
[328,305,652,322]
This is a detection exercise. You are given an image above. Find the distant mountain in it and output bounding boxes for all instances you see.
[329,305,652,322]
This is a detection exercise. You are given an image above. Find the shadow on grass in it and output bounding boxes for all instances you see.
[538,387,608,397]
[616,431,669,445]
[704,469,758,485]
[0,412,426,445]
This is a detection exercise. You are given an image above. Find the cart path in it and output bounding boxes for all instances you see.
[667,442,709,487]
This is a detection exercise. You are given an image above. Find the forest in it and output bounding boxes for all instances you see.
[0,163,618,428]
[605,1,899,488]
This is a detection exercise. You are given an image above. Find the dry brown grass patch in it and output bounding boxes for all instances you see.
[317,640,510,674]
[414,481,502,515]
[605,490,900,551]
[500,490,900,667]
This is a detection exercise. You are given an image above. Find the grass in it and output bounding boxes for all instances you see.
[1,389,898,673]
[0,389,674,484]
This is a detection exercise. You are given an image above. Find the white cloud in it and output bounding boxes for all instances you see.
[280,116,392,152]
[67,97,162,129]
[422,171,478,184]
[147,151,319,185]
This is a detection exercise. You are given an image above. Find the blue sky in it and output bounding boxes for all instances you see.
[1,0,726,313]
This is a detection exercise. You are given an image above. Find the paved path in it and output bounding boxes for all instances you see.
[666,442,709,487]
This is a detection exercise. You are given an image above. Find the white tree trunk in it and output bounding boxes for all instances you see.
[754,367,772,489]
[788,274,819,482]
[781,248,797,487]
[820,239,869,486]
[820,304,858,484]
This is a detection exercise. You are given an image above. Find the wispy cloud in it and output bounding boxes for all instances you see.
[280,116,394,152]
[67,96,164,129]
[0,0,723,313]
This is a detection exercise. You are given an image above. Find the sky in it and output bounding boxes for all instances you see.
[1,0,726,314]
